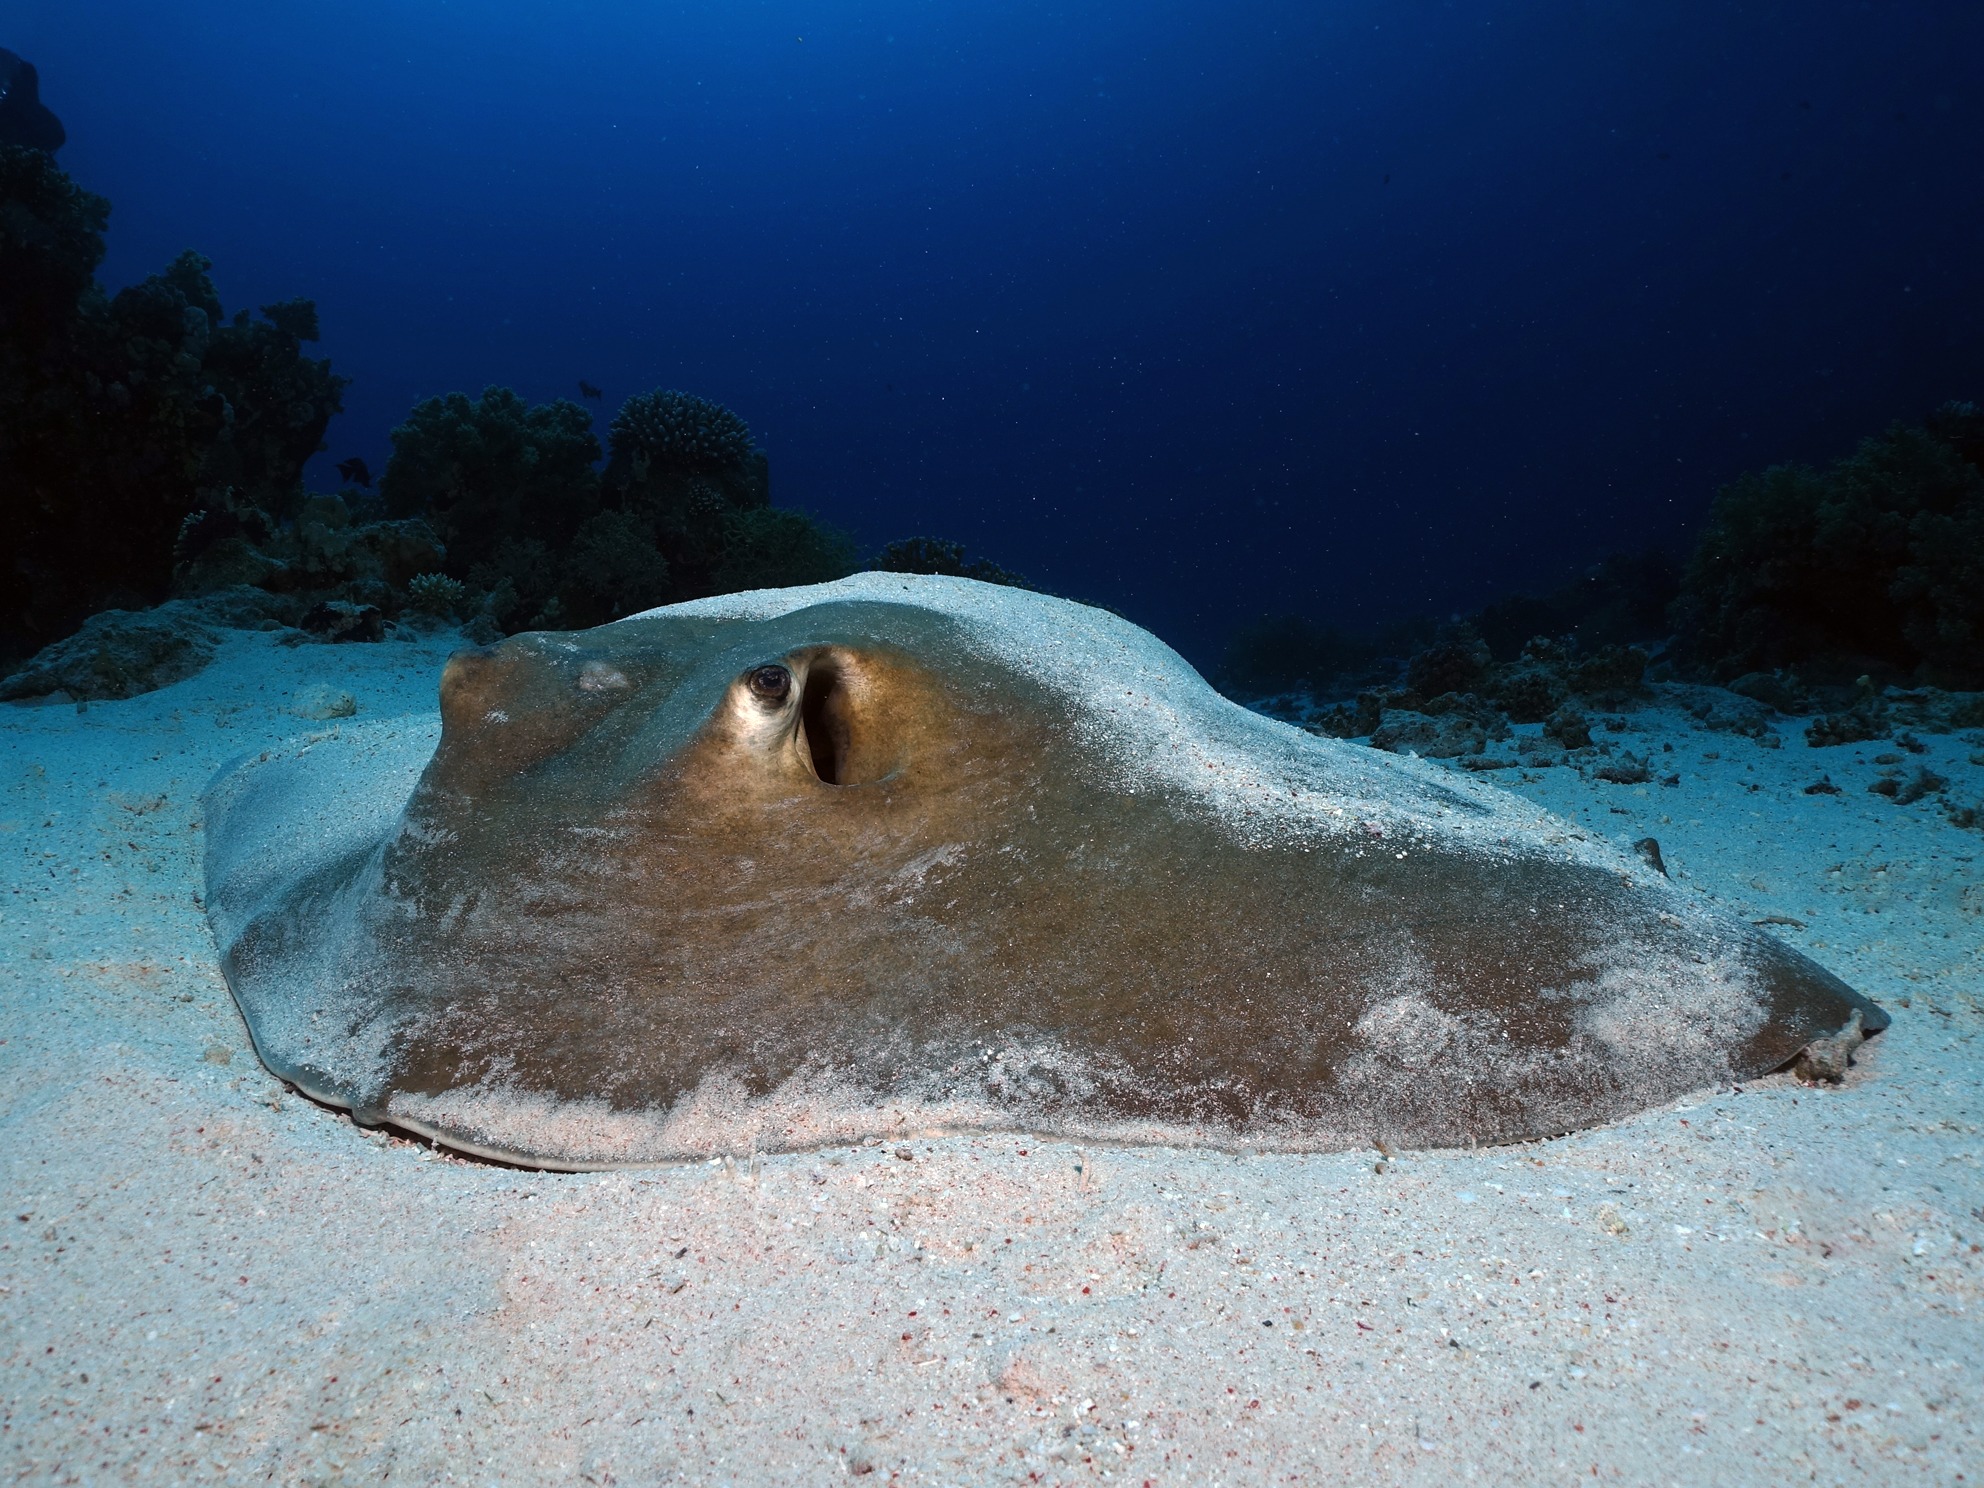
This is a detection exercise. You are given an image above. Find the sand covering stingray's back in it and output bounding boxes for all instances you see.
[202,574,1882,1168]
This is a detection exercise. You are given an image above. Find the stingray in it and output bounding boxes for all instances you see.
[203,574,1882,1168]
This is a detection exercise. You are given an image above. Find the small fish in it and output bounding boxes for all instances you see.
[578,380,603,400]
[336,457,373,488]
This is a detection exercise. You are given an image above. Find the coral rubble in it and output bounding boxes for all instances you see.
[0,587,295,702]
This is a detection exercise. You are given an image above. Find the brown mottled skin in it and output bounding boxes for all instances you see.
[218,599,1884,1165]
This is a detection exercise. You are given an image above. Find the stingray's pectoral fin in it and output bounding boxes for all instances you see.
[1784,1007,1875,1085]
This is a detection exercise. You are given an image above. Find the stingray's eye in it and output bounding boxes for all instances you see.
[747,664,792,703]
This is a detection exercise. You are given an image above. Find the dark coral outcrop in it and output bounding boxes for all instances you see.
[714,508,857,594]
[0,146,1036,693]
[374,384,853,633]
[1673,404,1984,688]
[1,145,345,665]
[381,386,602,582]
[0,49,64,155]
[872,537,1028,589]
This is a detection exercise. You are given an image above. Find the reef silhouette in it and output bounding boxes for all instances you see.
[1,147,1018,695]
[0,49,63,154]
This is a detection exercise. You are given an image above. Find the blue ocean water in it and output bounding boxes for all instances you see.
[9,0,1980,659]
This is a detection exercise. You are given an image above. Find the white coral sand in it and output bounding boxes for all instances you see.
[2,608,1979,1485]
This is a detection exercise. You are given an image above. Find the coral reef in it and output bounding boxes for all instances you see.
[1405,632,1492,699]
[1592,755,1653,785]
[1666,684,1776,741]
[1292,626,1637,756]
[1367,709,1499,759]
[1248,603,1982,811]
[1219,615,1429,699]
[0,605,220,703]
[0,149,997,697]
[1474,550,1680,662]
[1543,704,1593,750]
[1805,695,1890,749]
[1565,643,1650,704]
[1725,670,1809,714]
[1869,767,1946,805]
[872,537,1028,589]
[1,146,345,663]
[301,600,384,644]
[596,391,774,605]
[174,492,443,614]
[1224,400,1984,788]
[195,298,346,521]
[381,386,602,579]
[560,510,673,628]
[1673,403,1984,688]
[1486,641,1570,723]
[712,508,857,594]
[376,384,848,631]
[0,141,101,340]
[608,389,759,477]
[1302,692,1384,741]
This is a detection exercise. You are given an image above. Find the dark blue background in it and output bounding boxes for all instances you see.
[12,1,1981,660]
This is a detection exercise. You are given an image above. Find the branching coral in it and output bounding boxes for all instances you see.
[381,386,601,573]
[608,389,758,476]
[378,384,848,628]
[591,388,769,603]
[561,510,672,627]
[406,572,469,620]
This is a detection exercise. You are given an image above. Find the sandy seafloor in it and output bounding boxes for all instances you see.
[2,626,1980,1487]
